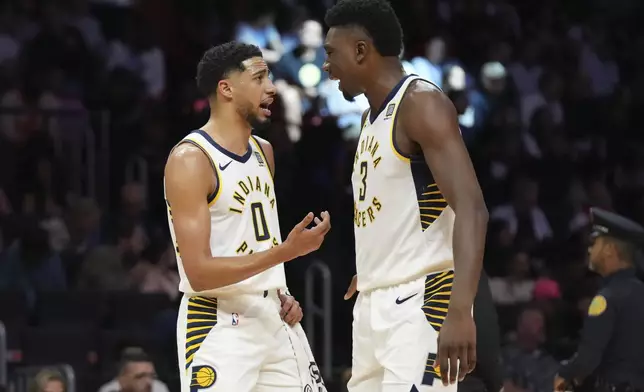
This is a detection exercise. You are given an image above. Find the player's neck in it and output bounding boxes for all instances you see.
[364,61,406,114]
[202,114,252,156]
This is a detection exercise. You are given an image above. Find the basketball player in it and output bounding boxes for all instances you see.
[164,42,329,392]
[322,1,489,391]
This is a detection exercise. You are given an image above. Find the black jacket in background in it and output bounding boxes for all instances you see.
[459,271,503,392]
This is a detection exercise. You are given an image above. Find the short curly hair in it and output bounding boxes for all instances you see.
[324,0,403,57]
[196,42,263,97]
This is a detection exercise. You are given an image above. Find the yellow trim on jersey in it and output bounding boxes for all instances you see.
[249,136,274,180]
[181,137,223,207]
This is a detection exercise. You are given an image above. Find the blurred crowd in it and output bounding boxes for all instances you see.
[1,0,644,391]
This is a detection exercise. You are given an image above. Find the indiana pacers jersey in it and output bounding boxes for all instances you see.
[351,75,455,292]
[165,130,287,297]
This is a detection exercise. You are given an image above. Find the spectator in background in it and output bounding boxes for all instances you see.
[29,368,66,392]
[491,175,553,250]
[502,306,559,392]
[76,220,147,291]
[0,220,67,306]
[98,348,168,392]
[411,36,446,88]
[131,242,179,301]
[490,250,535,305]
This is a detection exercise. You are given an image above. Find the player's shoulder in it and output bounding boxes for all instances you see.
[251,135,273,151]
[400,78,455,121]
[165,140,213,179]
[404,78,448,105]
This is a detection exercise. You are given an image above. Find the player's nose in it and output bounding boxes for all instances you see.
[265,78,277,95]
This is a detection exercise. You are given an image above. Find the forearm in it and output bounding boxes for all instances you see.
[187,244,295,291]
[449,206,488,312]
[559,345,603,383]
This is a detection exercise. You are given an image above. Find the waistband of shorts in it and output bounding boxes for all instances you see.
[183,289,282,300]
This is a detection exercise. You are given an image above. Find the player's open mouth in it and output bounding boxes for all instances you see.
[259,100,272,116]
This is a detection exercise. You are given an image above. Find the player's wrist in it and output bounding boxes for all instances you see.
[275,241,298,262]
[447,301,473,316]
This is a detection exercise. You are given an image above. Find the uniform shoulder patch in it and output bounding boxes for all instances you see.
[588,295,607,316]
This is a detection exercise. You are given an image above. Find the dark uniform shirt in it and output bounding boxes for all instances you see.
[559,268,644,389]
[459,271,503,392]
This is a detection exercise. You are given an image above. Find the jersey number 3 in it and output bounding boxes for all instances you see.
[251,202,271,241]
[358,161,368,201]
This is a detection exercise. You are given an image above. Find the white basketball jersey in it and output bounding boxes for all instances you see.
[351,75,455,292]
[164,130,287,297]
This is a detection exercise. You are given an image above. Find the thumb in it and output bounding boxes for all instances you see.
[295,212,314,231]
[344,277,357,300]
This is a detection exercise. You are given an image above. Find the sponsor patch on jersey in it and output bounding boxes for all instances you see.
[255,151,265,166]
[588,295,607,316]
[232,312,239,326]
[385,103,395,118]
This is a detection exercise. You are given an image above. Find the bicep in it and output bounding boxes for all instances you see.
[405,90,484,209]
[579,294,615,351]
[165,146,215,266]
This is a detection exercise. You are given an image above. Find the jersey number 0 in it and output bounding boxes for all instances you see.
[251,202,271,241]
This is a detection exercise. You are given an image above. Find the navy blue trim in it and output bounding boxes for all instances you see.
[194,129,253,163]
[368,74,413,123]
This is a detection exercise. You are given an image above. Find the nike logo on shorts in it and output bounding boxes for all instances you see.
[395,293,418,304]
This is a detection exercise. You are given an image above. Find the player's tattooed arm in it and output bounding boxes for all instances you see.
[400,80,489,384]
[165,144,331,292]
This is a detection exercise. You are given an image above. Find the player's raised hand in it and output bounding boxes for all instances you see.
[435,310,477,386]
[284,211,331,258]
[344,275,358,300]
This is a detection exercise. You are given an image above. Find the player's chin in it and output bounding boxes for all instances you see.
[341,88,357,102]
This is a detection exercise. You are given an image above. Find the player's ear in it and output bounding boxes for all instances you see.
[217,79,234,100]
[356,40,367,63]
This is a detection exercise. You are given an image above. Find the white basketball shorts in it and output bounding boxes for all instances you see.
[348,269,459,392]
[176,290,325,392]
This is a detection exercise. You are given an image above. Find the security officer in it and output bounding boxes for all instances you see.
[554,207,644,392]
[459,270,503,392]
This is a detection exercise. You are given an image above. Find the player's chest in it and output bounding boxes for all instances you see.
[351,125,403,184]
[215,167,276,216]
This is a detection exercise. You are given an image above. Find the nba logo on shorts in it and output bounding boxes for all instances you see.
[232,313,239,326]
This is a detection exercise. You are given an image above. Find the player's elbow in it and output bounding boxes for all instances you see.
[183,257,224,292]
[455,197,489,225]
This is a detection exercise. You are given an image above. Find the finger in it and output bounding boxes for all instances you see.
[295,213,314,231]
[285,306,301,325]
[314,217,322,225]
[280,298,295,319]
[449,349,459,385]
[467,342,477,373]
[438,342,449,386]
[344,276,357,300]
[311,212,331,234]
[295,308,303,324]
[277,289,288,302]
[458,345,469,382]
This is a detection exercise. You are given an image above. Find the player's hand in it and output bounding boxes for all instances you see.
[435,309,476,386]
[553,375,568,391]
[278,289,302,326]
[284,211,331,258]
[344,275,358,300]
